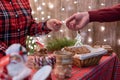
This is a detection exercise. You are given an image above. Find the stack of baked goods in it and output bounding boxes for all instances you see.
[63,45,107,67]
[93,41,113,56]
[93,45,113,56]
[63,46,90,55]
[53,51,73,79]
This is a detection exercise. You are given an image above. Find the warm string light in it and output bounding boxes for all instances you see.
[37,6,42,11]
[88,0,93,10]
[40,0,45,21]
[35,18,38,21]
[60,2,63,30]
[42,2,46,6]
[60,29,64,33]
[60,20,65,33]
[88,29,91,32]
[48,35,51,38]
[34,0,38,3]
[74,1,78,4]
[32,11,35,15]
[48,2,54,9]
[41,11,44,15]
[47,15,51,19]
[103,39,107,42]
[88,37,92,43]
[101,3,105,6]
[87,0,93,43]
[101,26,105,31]
[47,0,52,19]
[62,20,65,24]
[41,17,45,20]
[60,0,65,12]
[61,7,65,11]
[118,39,120,45]
[88,6,92,9]
[27,37,35,50]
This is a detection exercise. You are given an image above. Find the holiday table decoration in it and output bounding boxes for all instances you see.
[74,30,83,47]
[46,37,76,52]
[26,48,56,70]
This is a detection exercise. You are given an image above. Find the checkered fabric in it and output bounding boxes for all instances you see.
[0,0,50,56]
[51,53,120,80]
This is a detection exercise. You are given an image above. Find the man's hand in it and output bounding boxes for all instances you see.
[66,12,89,31]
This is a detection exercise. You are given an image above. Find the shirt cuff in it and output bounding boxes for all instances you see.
[42,21,51,31]
[42,19,52,31]
[88,11,102,22]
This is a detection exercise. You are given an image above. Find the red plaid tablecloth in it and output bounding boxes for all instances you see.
[51,53,120,80]
[1,53,120,80]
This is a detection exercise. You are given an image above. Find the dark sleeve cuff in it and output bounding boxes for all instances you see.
[42,20,51,31]
[88,11,103,22]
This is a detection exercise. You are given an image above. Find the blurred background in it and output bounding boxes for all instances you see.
[29,0,120,57]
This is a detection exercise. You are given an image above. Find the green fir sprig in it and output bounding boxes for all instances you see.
[46,38,76,52]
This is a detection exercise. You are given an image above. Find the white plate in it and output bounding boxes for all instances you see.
[32,65,52,80]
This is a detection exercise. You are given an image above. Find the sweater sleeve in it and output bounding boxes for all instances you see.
[88,4,120,22]
[28,19,51,36]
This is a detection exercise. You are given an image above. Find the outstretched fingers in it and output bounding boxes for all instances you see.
[66,14,76,28]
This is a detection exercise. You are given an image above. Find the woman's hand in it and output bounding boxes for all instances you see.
[46,19,62,31]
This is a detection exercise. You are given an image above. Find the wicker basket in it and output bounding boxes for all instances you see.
[73,55,102,67]
[63,45,107,67]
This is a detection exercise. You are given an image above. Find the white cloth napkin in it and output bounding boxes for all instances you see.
[73,45,107,60]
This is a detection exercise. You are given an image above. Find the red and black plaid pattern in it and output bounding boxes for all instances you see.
[51,53,120,80]
[0,0,50,55]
